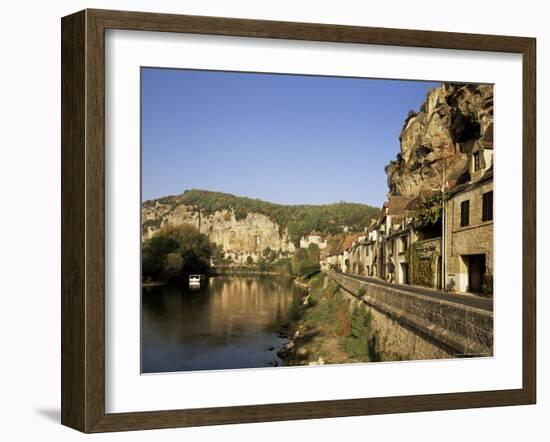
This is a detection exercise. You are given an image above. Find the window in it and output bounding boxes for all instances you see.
[401,236,408,253]
[482,191,493,222]
[473,152,481,171]
[460,200,470,227]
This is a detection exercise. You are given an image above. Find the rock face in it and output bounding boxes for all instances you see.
[142,202,295,262]
[385,83,493,197]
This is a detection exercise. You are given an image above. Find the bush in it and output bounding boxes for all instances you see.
[142,224,213,282]
[291,244,320,277]
[307,295,318,307]
[446,278,456,292]
[342,304,380,361]
[412,192,447,232]
[163,252,184,281]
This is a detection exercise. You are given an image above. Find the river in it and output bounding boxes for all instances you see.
[141,275,304,373]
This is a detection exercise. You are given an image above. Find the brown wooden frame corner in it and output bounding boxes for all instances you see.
[61,8,536,433]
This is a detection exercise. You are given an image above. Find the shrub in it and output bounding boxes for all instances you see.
[446,278,456,292]
[342,304,379,360]
[412,192,447,232]
[291,243,320,277]
[142,224,213,282]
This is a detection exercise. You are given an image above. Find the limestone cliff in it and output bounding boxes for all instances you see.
[142,190,379,263]
[143,202,296,262]
[385,83,493,197]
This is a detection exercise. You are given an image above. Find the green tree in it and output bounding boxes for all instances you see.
[142,224,213,282]
[291,243,320,276]
[211,244,227,266]
[142,234,179,280]
[163,252,184,281]
[412,192,447,234]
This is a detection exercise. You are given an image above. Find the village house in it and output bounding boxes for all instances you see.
[299,233,327,250]
[326,138,493,298]
[379,196,416,283]
[385,222,415,284]
[342,196,415,283]
[363,222,378,277]
[342,247,353,274]
[444,140,494,294]
[355,217,385,279]
[347,236,367,275]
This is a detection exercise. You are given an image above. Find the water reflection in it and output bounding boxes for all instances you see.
[141,276,303,373]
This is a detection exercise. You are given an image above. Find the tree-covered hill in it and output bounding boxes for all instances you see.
[143,189,379,245]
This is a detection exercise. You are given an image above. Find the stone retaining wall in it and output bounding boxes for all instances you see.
[328,272,493,358]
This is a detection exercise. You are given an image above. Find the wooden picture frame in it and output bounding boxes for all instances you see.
[61,8,536,433]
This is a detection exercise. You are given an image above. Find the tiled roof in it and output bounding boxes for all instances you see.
[342,233,362,251]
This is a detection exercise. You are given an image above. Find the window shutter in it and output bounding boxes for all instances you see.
[482,191,493,222]
[461,200,470,227]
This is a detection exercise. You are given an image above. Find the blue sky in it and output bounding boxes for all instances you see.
[141,68,439,207]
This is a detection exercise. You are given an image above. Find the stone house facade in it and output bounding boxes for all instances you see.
[385,226,416,284]
[444,169,493,294]
[299,233,327,250]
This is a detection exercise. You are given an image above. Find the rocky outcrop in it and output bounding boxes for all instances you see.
[385,83,493,197]
[142,202,295,261]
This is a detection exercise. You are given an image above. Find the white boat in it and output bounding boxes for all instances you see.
[189,274,203,289]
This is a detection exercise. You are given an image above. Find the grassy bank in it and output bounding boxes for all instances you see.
[279,274,381,366]
[142,281,167,288]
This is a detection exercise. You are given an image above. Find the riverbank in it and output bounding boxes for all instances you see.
[142,281,167,288]
[142,271,296,289]
[211,266,288,277]
[278,274,381,366]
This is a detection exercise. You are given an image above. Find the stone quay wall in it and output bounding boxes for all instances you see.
[328,272,493,359]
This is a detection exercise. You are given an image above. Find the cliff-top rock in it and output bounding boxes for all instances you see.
[385,83,493,197]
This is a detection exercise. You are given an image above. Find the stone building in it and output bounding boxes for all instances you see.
[299,233,327,250]
[363,226,378,277]
[444,142,493,294]
[340,196,417,284]
[385,224,416,284]
[380,196,416,283]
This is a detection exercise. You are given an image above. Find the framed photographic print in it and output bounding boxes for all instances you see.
[61,9,536,433]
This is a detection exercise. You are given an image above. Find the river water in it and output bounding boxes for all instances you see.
[141,275,304,373]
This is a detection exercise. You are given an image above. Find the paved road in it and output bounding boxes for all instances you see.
[339,272,493,312]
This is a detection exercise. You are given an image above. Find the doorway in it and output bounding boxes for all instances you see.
[400,263,409,284]
[465,254,485,293]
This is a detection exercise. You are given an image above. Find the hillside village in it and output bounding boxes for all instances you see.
[322,83,494,296]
